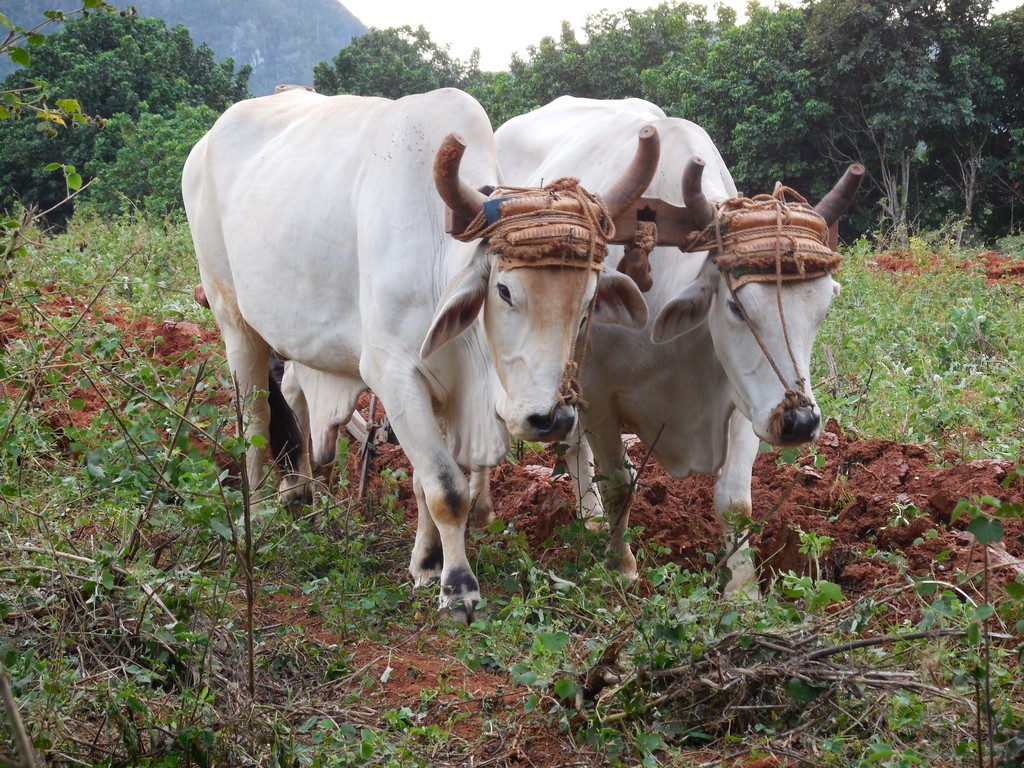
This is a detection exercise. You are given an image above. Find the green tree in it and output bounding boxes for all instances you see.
[805,0,994,241]
[480,4,720,130]
[936,4,1024,240]
[83,102,219,218]
[644,3,836,205]
[313,25,481,98]
[0,11,249,216]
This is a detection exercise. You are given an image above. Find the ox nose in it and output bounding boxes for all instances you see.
[780,406,821,444]
[526,404,576,442]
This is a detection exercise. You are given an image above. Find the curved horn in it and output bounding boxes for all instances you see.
[601,125,661,219]
[814,163,865,226]
[682,156,714,228]
[434,132,488,223]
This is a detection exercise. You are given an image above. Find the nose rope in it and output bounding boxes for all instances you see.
[706,186,831,408]
[452,178,614,412]
[557,281,602,410]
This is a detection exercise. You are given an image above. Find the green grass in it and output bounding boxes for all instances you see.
[1,215,1022,766]
[815,235,1024,460]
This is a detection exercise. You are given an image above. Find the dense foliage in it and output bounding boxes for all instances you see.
[0,11,249,217]
[2,0,1023,241]
[313,25,482,99]
[0,0,366,95]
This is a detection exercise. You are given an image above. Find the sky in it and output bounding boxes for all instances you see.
[338,0,1024,71]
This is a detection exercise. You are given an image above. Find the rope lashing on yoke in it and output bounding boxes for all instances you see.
[452,176,614,271]
[683,183,841,409]
[452,177,616,410]
[616,219,657,292]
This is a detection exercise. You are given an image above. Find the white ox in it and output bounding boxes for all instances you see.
[182,88,654,619]
[276,359,498,526]
[495,97,862,593]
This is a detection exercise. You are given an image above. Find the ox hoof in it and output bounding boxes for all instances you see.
[443,598,479,626]
[438,567,481,625]
[721,552,760,599]
[604,554,639,584]
[278,476,314,507]
[468,500,495,530]
[409,546,444,586]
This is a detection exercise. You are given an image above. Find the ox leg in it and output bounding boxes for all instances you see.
[715,411,761,598]
[278,362,315,502]
[563,423,606,529]
[467,469,495,529]
[587,423,639,582]
[220,327,276,500]
[376,393,478,621]
[410,471,444,583]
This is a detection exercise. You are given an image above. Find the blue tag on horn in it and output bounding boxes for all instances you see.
[483,197,516,224]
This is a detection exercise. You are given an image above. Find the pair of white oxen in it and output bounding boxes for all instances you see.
[183,88,862,622]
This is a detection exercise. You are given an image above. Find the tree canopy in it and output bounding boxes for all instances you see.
[0,10,249,216]
[2,0,1022,241]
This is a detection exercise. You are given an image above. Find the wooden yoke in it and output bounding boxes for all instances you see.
[610,197,709,249]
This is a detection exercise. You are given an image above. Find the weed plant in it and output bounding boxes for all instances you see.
[0,217,1021,765]
[815,236,1024,460]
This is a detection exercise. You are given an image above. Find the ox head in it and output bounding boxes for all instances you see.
[421,130,657,443]
[652,159,864,446]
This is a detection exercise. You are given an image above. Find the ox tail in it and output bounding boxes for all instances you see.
[268,353,305,476]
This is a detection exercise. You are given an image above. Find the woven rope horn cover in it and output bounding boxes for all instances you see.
[452,177,613,271]
[691,183,840,286]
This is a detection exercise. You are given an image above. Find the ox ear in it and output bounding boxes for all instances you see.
[592,270,648,330]
[652,278,714,343]
[420,260,489,359]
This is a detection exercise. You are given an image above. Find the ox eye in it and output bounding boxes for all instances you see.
[496,283,512,305]
[727,299,743,319]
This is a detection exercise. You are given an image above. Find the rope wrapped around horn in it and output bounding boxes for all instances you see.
[682,183,840,288]
[452,177,614,271]
[677,161,864,288]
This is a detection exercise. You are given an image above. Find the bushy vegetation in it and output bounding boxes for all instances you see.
[816,232,1024,460]
[1,2,1022,766]
[1,211,1021,767]
[0,7,249,217]
[3,0,1023,242]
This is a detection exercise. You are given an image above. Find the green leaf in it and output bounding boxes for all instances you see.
[55,99,81,113]
[971,604,995,621]
[537,630,570,653]
[950,498,972,527]
[8,47,29,67]
[1005,578,1024,600]
[966,621,980,645]
[44,162,61,172]
[67,173,83,191]
[786,677,825,702]
[553,678,577,700]
[27,34,45,47]
[0,106,8,120]
[209,518,234,541]
[967,516,1004,545]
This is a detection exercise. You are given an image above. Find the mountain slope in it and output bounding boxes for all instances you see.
[2,0,368,95]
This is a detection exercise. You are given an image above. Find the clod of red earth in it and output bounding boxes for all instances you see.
[10,291,1022,612]
[345,415,1022,614]
[871,248,1024,287]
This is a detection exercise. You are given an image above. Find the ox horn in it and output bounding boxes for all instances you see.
[434,132,489,223]
[814,163,865,226]
[681,156,714,228]
[600,125,661,219]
